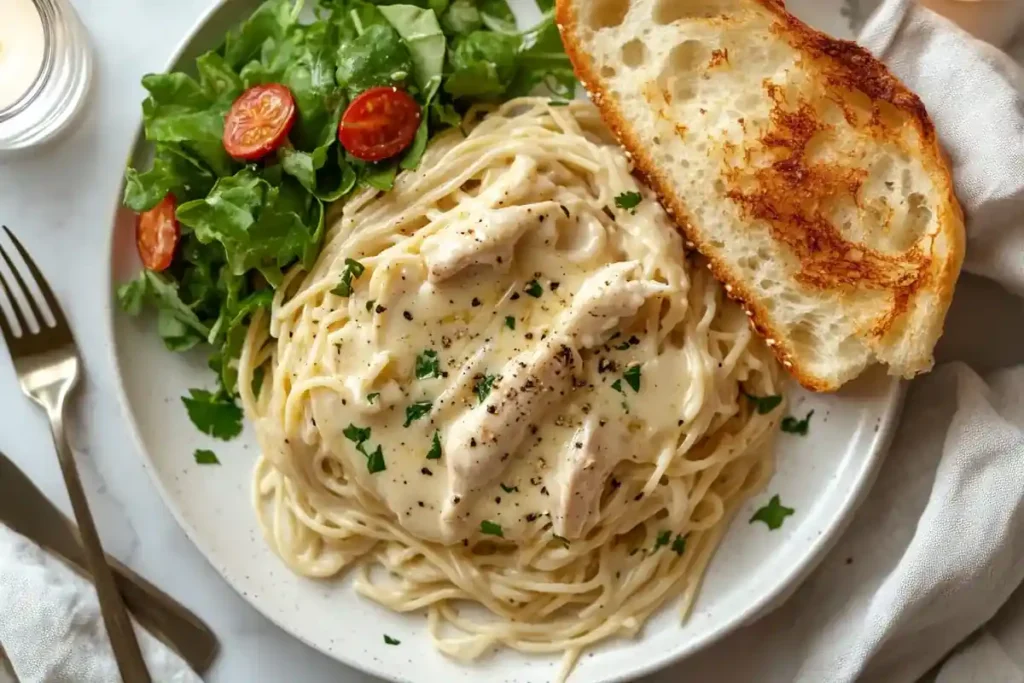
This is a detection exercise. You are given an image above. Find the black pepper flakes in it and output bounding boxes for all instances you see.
[421,467,433,476]
[375,304,387,314]
[403,311,414,321]
[471,297,481,307]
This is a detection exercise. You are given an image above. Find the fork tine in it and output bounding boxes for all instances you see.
[0,244,46,332]
[1,227,66,330]
[0,265,26,343]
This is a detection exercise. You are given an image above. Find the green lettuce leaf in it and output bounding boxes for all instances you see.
[123,144,215,212]
[336,23,414,97]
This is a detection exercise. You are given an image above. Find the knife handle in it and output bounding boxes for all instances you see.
[102,551,219,673]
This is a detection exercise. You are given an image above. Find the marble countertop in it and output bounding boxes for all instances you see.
[1,1,1022,682]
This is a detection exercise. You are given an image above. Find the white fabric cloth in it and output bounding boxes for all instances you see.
[647,2,1024,682]
[0,524,199,683]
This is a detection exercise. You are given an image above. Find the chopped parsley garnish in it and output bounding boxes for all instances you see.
[781,410,814,435]
[653,529,671,551]
[404,400,433,427]
[623,364,642,392]
[505,316,515,330]
[474,373,497,403]
[331,258,365,298]
[749,495,795,530]
[193,449,220,465]
[181,389,243,440]
[671,534,687,556]
[367,392,380,404]
[343,424,371,444]
[611,379,624,393]
[343,424,386,473]
[615,191,642,213]
[480,520,504,537]
[500,483,518,493]
[744,391,783,415]
[365,445,385,474]
[553,533,570,548]
[524,279,544,298]
[383,634,400,645]
[427,431,442,460]
[415,349,441,379]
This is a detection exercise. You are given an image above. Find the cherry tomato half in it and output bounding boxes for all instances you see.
[338,86,422,162]
[136,194,179,272]
[222,83,297,161]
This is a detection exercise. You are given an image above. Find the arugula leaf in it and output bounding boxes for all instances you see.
[336,23,414,97]
[427,430,442,460]
[383,634,400,645]
[415,349,441,379]
[181,389,244,440]
[378,5,445,96]
[124,144,215,212]
[504,316,515,330]
[194,449,221,465]
[140,72,233,177]
[749,495,795,530]
[196,51,245,102]
[223,0,302,70]
[116,277,148,316]
[440,0,482,35]
[404,400,433,427]
[744,391,783,415]
[479,0,517,34]
[611,379,624,394]
[480,520,503,537]
[508,14,575,98]
[118,271,211,344]
[781,410,814,436]
[445,31,521,99]
[176,169,323,287]
[524,279,543,297]
[473,373,496,403]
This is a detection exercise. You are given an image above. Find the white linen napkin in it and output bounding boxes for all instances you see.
[0,524,200,683]
[647,2,1024,682]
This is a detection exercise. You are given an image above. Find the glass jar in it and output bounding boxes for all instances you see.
[0,0,93,154]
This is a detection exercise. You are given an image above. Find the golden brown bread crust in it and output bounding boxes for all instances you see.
[554,0,965,391]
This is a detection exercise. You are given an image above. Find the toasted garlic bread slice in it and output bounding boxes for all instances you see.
[555,0,964,391]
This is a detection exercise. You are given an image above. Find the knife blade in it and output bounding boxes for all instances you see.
[0,452,218,673]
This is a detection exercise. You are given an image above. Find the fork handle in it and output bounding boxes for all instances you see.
[45,400,152,683]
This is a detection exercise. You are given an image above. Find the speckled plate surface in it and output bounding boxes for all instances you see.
[107,1,900,681]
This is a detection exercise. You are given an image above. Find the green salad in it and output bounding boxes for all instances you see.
[117,0,575,428]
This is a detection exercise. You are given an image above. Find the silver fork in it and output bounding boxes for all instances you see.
[0,227,151,683]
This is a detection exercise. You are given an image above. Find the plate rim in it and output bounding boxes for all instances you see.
[101,1,906,680]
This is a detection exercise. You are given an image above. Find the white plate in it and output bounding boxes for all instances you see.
[105,1,900,681]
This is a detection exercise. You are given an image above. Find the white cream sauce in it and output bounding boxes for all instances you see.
[308,192,702,545]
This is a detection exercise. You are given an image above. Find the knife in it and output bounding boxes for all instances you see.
[0,452,218,673]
